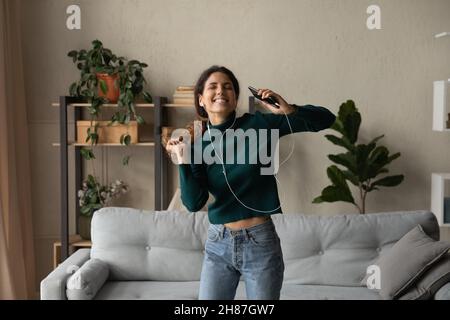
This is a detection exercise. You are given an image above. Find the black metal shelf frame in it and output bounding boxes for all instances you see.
[58,96,167,260]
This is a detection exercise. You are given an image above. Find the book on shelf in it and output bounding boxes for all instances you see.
[173,98,195,105]
[173,85,195,104]
[176,85,195,92]
[173,92,195,98]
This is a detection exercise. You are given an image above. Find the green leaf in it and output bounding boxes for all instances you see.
[368,134,385,146]
[122,155,130,166]
[343,110,361,144]
[326,165,347,188]
[312,185,355,204]
[68,50,78,58]
[68,50,78,63]
[80,148,95,160]
[370,175,404,188]
[325,134,355,152]
[99,79,108,94]
[143,91,153,103]
[124,134,131,146]
[330,118,345,135]
[355,144,374,181]
[338,100,356,119]
[342,170,360,186]
[80,206,91,215]
[92,39,103,49]
[136,115,145,125]
[69,82,78,96]
[328,153,357,172]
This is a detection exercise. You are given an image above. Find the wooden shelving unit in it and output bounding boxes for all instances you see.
[52,142,155,147]
[55,96,182,261]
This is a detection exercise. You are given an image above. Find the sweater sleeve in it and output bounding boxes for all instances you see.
[258,104,336,137]
[178,163,209,212]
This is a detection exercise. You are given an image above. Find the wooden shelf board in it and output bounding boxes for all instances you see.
[164,103,194,108]
[52,102,194,108]
[53,234,91,247]
[52,102,155,108]
[52,142,155,147]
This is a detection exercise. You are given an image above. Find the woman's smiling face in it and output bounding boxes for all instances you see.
[199,72,237,119]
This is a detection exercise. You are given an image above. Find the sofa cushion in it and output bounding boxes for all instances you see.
[364,225,450,299]
[398,253,450,300]
[273,210,439,287]
[66,258,109,300]
[91,207,208,281]
[93,281,382,300]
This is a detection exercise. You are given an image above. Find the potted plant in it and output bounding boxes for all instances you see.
[77,174,129,239]
[313,100,404,214]
[67,39,153,165]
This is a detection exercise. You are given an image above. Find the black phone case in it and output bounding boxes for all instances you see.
[248,86,280,108]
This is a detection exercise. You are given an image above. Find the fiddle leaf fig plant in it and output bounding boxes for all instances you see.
[313,100,404,214]
[68,39,153,165]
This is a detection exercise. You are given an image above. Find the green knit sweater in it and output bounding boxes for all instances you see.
[178,104,336,224]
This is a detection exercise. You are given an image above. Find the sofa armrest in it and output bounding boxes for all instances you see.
[434,282,450,300]
[40,248,91,300]
[66,258,109,300]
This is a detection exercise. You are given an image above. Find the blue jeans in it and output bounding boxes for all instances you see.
[198,219,284,300]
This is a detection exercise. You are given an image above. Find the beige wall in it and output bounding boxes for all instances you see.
[20,0,450,288]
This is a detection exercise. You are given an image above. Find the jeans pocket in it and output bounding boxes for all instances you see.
[207,227,221,242]
[248,229,279,246]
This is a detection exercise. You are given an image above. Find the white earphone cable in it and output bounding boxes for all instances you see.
[207,106,295,213]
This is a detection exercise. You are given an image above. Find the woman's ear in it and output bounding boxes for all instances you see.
[198,94,205,107]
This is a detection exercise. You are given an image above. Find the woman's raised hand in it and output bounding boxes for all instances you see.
[165,137,187,164]
[257,88,295,115]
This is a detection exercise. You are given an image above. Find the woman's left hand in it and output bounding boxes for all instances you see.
[257,88,295,115]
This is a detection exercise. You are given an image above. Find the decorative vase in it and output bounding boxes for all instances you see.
[96,73,120,103]
[79,215,92,240]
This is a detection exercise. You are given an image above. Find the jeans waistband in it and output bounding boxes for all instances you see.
[209,217,274,239]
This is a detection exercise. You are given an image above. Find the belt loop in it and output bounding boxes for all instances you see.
[220,225,225,240]
[243,228,250,241]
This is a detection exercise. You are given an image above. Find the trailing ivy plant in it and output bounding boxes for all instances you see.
[312,100,404,214]
[68,39,153,165]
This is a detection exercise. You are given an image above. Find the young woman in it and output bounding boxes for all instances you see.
[165,65,336,300]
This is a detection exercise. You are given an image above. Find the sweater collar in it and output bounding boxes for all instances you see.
[207,111,237,132]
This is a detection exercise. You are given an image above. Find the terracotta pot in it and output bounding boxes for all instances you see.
[96,73,120,103]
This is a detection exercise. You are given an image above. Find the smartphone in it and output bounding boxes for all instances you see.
[248,86,280,108]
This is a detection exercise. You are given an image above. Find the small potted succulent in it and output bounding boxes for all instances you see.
[77,174,129,239]
[68,39,153,165]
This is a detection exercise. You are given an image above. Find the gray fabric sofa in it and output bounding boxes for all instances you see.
[40,207,450,300]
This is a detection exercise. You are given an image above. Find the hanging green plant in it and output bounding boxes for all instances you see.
[67,39,153,165]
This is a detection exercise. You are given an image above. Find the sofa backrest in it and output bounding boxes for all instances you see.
[91,208,439,285]
[271,210,438,286]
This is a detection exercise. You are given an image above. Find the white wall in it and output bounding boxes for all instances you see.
[20,0,450,287]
